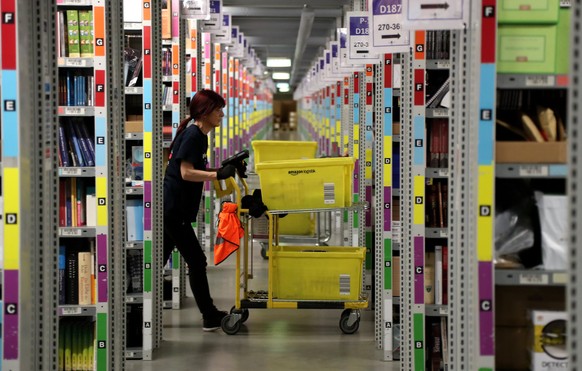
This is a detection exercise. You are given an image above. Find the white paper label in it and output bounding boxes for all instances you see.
[525,75,555,87]
[60,168,82,176]
[439,229,447,238]
[431,108,448,117]
[560,0,571,7]
[125,87,141,94]
[64,107,86,115]
[347,12,380,61]
[370,0,411,51]
[60,228,83,237]
[436,60,451,69]
[519,165,548,177]
[519,273,549,285]
[553,273,567,284]
[439,306,448,315]
[61,307,83,315]
[438,169,449,177]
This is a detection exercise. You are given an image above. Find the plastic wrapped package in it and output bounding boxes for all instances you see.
[495,199,535,266]
[535,191,568,270]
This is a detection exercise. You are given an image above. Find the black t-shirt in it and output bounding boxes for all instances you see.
[163,124,208,222]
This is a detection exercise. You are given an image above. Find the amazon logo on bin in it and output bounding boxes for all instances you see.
[288,169,316,176]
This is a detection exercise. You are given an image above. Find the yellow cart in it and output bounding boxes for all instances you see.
[213,176,368,335]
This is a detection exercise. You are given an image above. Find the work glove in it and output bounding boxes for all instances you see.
[216,164,236,180]
[236,160,248,178]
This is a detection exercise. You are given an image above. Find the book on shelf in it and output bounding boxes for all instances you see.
[66,10,80,58]
[426,180,448,229]
[58,119,95,167]
[161,0,171,39]
[59,319,95,371]
[59,246,96,306]
[425,252,435,304]
[126,199,144,241]
[78,10,94,58]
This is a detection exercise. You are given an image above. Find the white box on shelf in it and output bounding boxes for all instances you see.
[530,310,568,370]
[123,0,143,23]
[535,192,568,270]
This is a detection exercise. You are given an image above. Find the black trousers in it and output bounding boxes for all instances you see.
[163,214,216,316]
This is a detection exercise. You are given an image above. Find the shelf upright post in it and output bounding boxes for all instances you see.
[228,56,235,158]
[1,0,59,369]
[351,72,362,248]
[402,30,428,370]
[201,31,215,253]
[107,0,127,367]
[140,0,163,359]
[213,41,222,161]
[374,53,395,360]
[325,85,331,156]
[362,64,374,294]
[346,75,356,247]
[236,58,242,152]
[568,0,582,366]
[221,49,229,161]
[400,50,414,370]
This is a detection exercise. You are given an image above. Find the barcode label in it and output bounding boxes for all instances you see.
[60,228,82,237]
[125,87,141,94]
[431,109,448,117]
[560,0,571,7]
[64,107,86,115]
[60,168,82,176]
[339,274,351,296]
[324,183,335,205]
[519,165,548,177]
[436,61,451,69]
[61,307,82,315]
[519,273,549,285]
[525,75,555,87]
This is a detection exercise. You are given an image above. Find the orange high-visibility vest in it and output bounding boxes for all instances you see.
[214,202,244,265]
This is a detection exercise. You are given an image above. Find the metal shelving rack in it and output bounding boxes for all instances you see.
[374,53,396,360]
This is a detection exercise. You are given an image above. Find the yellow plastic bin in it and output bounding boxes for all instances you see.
[270,246,365,301]
[255,157,355,210]
[252,140,319,235]
[252,140,318,164]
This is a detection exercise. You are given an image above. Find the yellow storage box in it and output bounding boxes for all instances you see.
[255,157,354,210]
[252,140,319,235]
[252,140,318,164]
[271,246,365,301]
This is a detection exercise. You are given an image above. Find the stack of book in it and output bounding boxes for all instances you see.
[58,120,95,167]
[58,246,96,305]
[58,319,95,371]
[59,179,96,228]
[57,9,94,58]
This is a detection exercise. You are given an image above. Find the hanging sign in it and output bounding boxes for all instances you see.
[213,13,232,43]
[369,0,411,52]
[181,0,210,20]
[347,12,382,63]
[338,28,364,70]
[402,0,468,30]
[201,0,222,31]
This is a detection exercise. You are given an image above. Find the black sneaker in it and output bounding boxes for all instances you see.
[202,310,228,332]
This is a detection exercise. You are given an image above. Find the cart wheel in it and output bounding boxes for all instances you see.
[339,309,360,335]
[260,243,269,260]
[221,314,242,335]
[230,306,249,323]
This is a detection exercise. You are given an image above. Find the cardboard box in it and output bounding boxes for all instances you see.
[530,310,568,370]
[392,256,401,297]
[498,0,559,24]
[392,198,400,221]
[496,286,565,327]
[495,141,567,164]
[125,120,143,133]
[393,123,401,135]
[496,326,530,370]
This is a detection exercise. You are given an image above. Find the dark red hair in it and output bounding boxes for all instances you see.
[169,89,226,152]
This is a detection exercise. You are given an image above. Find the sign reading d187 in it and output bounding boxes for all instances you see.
[348,13,374,59]
[370,0,410,51]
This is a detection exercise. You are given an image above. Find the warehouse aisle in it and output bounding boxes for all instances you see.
[125,129,399,371]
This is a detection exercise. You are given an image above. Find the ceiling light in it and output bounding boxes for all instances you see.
[278,86,290,92]
[276,82,289,89]
[267,58,292,68]
[272,72,290,80]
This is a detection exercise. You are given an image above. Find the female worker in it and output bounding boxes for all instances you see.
[163,89,236,331]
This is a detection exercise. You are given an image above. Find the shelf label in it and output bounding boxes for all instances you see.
[126,296,136,303]
[126,188,135,194]
[347,12,381,62]
[64,107,86,115]
[436,60,450,69]
[60,168,83,176]
[438,169,449,177]
[403,0,468,30]
[61,307,83,315]
[126,242,135,248]
[60,228,83,237]
[430,108,448,117]
[553,273,567,284]
[439,306,448,315]
[61,0,91,4]
[59,58,88,67]
[370,0,410,51]
[519,273,549,285]
[125,87,140,94]
[560,0,571,7]
[439,229,447,238]
[519,165,548,177]
[525,75,555,87]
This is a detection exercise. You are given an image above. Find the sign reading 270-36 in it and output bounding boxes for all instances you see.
[347,12,380,62]
[369,0,410,52]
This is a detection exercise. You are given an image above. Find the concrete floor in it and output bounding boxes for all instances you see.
[126,127,400,370]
